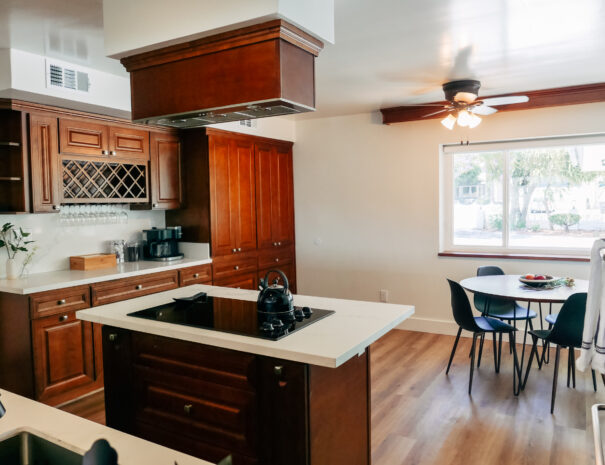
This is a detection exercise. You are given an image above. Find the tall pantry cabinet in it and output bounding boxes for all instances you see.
[167,128,296,292]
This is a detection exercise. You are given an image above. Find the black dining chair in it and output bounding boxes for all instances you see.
[474,266,538,364]
[446,279,519,395]
[521,292,597,413]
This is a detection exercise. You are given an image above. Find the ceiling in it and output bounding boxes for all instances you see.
[2,0,605,118]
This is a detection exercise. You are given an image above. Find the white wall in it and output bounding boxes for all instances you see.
[0,209,164,278]
[293,102,605,335]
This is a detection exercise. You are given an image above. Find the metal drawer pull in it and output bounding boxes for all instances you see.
[234,265,239,270]
[193,273,199,278]
[108,333,118,342]
[274,365,283,376]
[273,242,278,246]
[275,258,279,262]
[135,284,143,290]
[101,150,109,155]
[232,248,237,253]
[58,315,68,322]
[237,247,242,252]
[183,404,193,415]
[52,205,61,211]
[152,203,159,208]
[110,150,117,156]
[57,299,66,305]
[277,242,282,246]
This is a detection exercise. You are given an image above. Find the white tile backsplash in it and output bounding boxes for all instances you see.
[0,209,165,277]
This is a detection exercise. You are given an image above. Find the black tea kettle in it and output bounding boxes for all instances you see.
[257,269,294,315]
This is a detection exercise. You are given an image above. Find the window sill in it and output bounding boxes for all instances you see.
[438,251,589,262]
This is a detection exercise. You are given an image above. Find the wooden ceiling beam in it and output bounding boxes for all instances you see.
[380,82,605,125]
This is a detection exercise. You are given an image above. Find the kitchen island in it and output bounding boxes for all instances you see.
[77,284,414,465]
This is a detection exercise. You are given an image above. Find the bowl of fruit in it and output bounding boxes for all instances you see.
[519,274,557,287]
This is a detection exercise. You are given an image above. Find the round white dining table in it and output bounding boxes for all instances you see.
[459,274,589,394]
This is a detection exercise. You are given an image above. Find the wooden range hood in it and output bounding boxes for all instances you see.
[121,20,323,128]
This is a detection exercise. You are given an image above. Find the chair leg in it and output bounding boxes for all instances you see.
[551,345,561,414]
[446,327,462,375]
[522,335,539,389]
[511,331,521,396]
[477,333,485,368]
[593,370,598,392]
[538,302,544,330]
[508,320,513,354]
[469,333,478,395]
[492,333,499,373]
[571,348,576,389]
[498,332,503,369]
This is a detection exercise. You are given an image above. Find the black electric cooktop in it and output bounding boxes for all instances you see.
[127,293,334,341]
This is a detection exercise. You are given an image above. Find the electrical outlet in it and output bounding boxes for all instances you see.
[379,289,389,303]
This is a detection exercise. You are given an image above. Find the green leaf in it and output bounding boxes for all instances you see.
[21,232,30,237]
[17,247,27,252]
[23,240,34,244]
[2,223,12,232]
[10,245,17,252]
[0,240,4,248]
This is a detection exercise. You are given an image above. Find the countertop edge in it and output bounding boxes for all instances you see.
[0,258,213,295]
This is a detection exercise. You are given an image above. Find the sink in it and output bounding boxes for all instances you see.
[0,430,83,465]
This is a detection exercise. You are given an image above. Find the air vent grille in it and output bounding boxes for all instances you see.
[46,61,90,92]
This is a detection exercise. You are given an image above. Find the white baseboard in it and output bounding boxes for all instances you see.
[396,316,472,338]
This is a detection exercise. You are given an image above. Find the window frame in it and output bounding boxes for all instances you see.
[439,133,605,259]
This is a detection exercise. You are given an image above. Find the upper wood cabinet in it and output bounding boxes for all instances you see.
[149,132,181,210]
[255,141,295,250]
[109,127,150,160]
[29,113,60,213]
[209,134,257,256]
[59,118,110,158]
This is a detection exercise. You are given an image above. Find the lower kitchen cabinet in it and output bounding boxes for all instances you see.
[31,312,103,405]
[213,271,258,290]
[102,327,371,465]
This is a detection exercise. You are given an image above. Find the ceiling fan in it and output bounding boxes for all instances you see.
[418,79,529,129]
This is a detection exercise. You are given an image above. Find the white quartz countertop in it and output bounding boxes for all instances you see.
[77,284,414,368]
[0,389,213,465]
[0,258,212,295]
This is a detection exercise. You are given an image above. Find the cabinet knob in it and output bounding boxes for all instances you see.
[278,242,282,246]
[135,284,143,290]
[273,242,278,247]
[275,258,279,262]
[57,299,66,305]
[193,273,199,278]
[237,247,242,252]
[108,333,118,342]
[110,150,117,156]
[232,248,237,253]
[273,365,283,376]
[234,265,239,270]
[152,203,159,208]
[58,314,68,322]
[52,205,61,211]
[102,150,109,155]
[183,404,193,415]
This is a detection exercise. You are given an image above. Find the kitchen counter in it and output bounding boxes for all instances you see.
[0,389,213,465]
[77,284,414,368]
[0,258,212,295]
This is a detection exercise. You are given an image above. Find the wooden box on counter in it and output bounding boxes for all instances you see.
[70,254,117,271]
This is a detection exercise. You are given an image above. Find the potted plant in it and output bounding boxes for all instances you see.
[0,223,35,279]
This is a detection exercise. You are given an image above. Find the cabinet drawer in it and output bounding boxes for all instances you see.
[91,271,178,306]
[179,264,212,286]
[212,253,257,281]
[109,126,149,160]
[30,285,91,319]
[213,272,258,290]
[134,365,258,457]
[257,247,294,270]
[59,118,108,157]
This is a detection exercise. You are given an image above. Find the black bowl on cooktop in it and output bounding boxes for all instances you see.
[127,293,334,341]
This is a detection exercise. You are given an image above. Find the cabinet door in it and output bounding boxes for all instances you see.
[29,114,60,213]
[109,126,149,160]
[59,118,109,158]
[31,311,101,405]
[255,143,294,249]
[209,135,237,256]
[150,132,181,209]
[232,138,257,253]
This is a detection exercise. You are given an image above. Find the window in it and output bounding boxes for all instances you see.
[441,135,605,257]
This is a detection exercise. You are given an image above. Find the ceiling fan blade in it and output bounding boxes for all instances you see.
[395,103,450,107]
[480,95,529,106]
[470,105,498,116]
[422,109,449,118]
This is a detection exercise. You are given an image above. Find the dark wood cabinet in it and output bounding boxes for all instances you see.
[149,132,181,209]
[178,264,212,286]
[90,270,179,306]
[109,126,149,160]
[102,327,371,465]
[29,113,60,213]
[255,141,295,250]
[209,134,257,256]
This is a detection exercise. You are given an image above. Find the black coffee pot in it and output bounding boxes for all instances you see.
[257,269,293,315]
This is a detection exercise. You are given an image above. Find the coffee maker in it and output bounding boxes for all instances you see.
[142,226,184,261]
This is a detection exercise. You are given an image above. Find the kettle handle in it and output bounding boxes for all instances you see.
[260,269,289,292]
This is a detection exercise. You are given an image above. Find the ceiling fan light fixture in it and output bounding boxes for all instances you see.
[453,92,477,104]
[468,113,482,128]
[441,113,456,130]
[456,109,471,127]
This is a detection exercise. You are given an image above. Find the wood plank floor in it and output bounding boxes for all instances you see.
[59,329,604,464]
[371,330,604,465]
